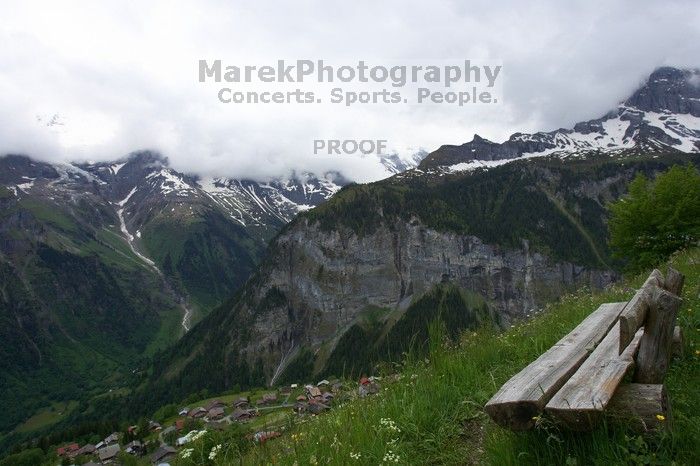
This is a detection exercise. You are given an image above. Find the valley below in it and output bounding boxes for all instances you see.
[1,66,700,464]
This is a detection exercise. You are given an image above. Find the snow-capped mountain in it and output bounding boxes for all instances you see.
[420,67,700,173]
[0,145,427,329]
[4,147,428,246]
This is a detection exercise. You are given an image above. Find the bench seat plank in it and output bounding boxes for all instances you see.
[545,326,644,430]
[484,302,627,430]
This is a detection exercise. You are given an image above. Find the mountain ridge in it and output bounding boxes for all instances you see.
[420,66,700,172]
[138,68,700,407]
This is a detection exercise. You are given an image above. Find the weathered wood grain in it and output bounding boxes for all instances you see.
[607,384,671,433]
[484,302,626,430]
[545,327,643,430]
[618,269,663,354]
[663,267,685,296]
[671,325,684,359]
[634,286,682,383]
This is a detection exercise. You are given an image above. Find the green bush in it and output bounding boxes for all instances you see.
[608,164,700,272]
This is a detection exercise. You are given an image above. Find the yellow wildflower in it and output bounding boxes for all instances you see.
[656,414,666,421]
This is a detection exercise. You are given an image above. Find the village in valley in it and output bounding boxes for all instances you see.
[52,377,383,465]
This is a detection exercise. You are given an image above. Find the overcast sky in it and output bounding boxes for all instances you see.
[1,0,699,181]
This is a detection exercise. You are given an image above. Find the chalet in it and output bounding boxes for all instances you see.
[77,444,96,456]
[358,377,380,398]
[322,392,334,403]
[257,392,278,405]
[56,443,79,457]
[104,432,120,445]
[296,394,307,402]
[175,419,186,430]
[179,407,190,416]
[208,406,225,420]
[290,383,299,389]
[305,385,322,398]
[294,402,307,413]
[125,440,143,455]
[307,400,330,415]
[317,379,330,387]
[206,399,226,410]
[97,444,121,464]
[280,385,291,395]
[188,406,207,418]
[233,396,250,408]
[149,420,162,431]
[150,445,177,464]
[231,408,254,422]
[127,425,138,435]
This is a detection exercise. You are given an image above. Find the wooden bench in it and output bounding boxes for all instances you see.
[484,268,685,432]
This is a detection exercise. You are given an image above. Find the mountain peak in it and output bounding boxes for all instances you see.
[419,66,700,171]
[624,66,700,116]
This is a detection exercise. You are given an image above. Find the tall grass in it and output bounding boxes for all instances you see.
[177,248,699,465]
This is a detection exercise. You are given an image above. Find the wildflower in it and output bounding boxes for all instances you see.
[331,434,340,450]
[180,448,194,459]
[695,349,700,356]
[209,444,222,460]
[656,414,666,421]
[379,418,401,433]
[383,450,400,463]
[350,452,362,460]
[309,455,318,465]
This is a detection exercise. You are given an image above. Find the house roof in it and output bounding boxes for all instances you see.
[97,444,121,461]
[206,399,226,410]
[232,408,253,420]
[188,406,207,417]
[78,444,96,454]
[151,445,177,463]
[57,443,79,455]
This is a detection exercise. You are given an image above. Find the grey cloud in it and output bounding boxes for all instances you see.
[0,0,699,181]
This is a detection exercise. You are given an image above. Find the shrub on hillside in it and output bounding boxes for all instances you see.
[608,164,700,272]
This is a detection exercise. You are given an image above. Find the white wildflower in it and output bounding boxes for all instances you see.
[383,450,400,463]
[209,444,222,460]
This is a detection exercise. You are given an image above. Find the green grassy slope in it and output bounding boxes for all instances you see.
[141,207,264,313]
[241,248,699,465]
[0,192,182,443]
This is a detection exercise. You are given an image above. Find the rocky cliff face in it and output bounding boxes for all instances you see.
[243,218,614,374]
[144,68,699,399]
